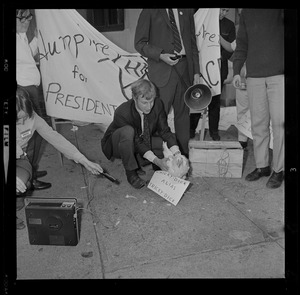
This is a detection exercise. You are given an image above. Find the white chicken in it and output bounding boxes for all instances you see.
[162,142,190,179]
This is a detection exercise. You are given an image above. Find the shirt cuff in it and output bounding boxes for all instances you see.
[169,145,180,155]
[143,150,156,163]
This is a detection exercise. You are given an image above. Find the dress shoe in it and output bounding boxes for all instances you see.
[16,217,25,230]
[136,168,146,176]
[245,166,271,181]
[266,171,284,189]
[35,170,47,178]
[32,179,52,190]
[126,170,146,189]
[239,141,248,149]
[210,132,220,141]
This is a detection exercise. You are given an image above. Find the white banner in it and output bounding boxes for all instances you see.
[35,9,147,126]
[35,9,220,127]
[194,9,221,96]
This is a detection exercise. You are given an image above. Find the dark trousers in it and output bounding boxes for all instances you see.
[190,83,224,135]
[208,93,221,135]
[111,125,164,171]
[158,58,190,157]
[18,85,44,179]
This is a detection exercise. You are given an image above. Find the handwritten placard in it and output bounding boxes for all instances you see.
[35,9,147,127]
[194,9,221,97]
[35,9,221,127]
[147,171,190,206]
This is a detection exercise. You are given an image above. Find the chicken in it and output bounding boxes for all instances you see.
[162,142,190,178]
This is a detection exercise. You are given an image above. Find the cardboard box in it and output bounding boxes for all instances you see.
[189,141,243,178]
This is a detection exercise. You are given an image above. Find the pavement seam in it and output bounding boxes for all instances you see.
[104,239,283,275]
[75,129,107,279]
[200,178,285,250]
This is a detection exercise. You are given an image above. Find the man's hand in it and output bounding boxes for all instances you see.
[159,53,179,66]
[232,74,242,89]
[80,157,104,175]
[193,73,201,85]
[153,157,169,171]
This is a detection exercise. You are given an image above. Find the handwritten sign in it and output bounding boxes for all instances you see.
[219,106,237,130]
[235,110,273,149]
[35,9,147,127]
[194,9,221,97]
[147,171,190,206]
[3,125,9,183]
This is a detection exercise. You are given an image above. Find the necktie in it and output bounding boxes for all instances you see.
[143,114,151,148]
[168,9,182,54]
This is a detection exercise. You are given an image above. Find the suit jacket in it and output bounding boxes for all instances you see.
[101,98,178,160]
[134,9,200,87]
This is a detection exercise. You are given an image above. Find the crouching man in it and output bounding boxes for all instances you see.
[101,79,182,189]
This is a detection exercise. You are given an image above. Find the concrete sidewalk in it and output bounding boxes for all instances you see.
[16,120,284,279]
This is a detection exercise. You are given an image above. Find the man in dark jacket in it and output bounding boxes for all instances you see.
[134,9,201,157]
[101,79,182,189]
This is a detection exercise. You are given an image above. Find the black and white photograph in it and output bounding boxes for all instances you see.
[2,6,298,291]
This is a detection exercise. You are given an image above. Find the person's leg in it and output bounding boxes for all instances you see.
[111,125,146,188]
[235,88,249,145]
[247,77,271,168]
[26,131,43,178]
[172,59,190,157]
[208,94,221,140]
[159,72,190,155]
[189,113,201,138]
[16,158,32,229]
[111,125,139,171]
[266,75,284,188]
[267,75,284,173]
[17,158,33,192]
[245,77,271,181]
[19,85,51,189]
[22,85,43,171]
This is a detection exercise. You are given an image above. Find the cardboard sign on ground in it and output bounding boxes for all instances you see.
[147,171,190,206]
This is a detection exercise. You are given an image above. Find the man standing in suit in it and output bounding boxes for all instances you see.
[101,79,182,189]
[134,9,201,157]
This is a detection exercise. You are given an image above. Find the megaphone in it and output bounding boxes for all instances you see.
[184,84,212,111]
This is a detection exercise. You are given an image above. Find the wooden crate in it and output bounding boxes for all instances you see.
[189,141,243,178]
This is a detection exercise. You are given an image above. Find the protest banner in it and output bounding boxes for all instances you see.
[35,9,147,127]
[194,9,221,97]
[147,171,190,206]
[35,9,220,128]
